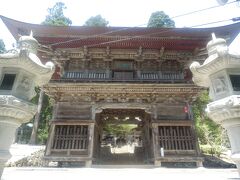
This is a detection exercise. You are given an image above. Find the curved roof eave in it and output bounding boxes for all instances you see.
[1,15,239,49]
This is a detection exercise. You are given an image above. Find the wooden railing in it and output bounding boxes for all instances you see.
[64,72,107,79]
[62,71,185,82]
[141,72,184,80]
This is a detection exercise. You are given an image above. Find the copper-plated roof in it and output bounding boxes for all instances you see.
[1,15,240,50]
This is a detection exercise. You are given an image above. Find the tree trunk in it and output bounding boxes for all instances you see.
[29,89,44,144]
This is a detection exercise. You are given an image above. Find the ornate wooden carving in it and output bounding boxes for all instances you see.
[100,109,145,124]
[141,60,158,71]
[68,60,85,71]
[161,60,181,72]
[89,59,106,70]
[55,103,92,120]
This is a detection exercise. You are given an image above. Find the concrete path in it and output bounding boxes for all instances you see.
[1,167,239,180]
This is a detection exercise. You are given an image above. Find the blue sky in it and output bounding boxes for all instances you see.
[0,0,240,52]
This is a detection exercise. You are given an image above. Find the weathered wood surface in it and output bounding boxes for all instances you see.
[158,126,195,151]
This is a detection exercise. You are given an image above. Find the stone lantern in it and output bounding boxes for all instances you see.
[0,33,55,178]
[190,33,240,175]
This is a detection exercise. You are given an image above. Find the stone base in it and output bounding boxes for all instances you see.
[237,163,240,176]
[231,153,240,176]
[0,162,5,179]
[85,160,92,167]
[0,151,11,179]
[0,119,26,179]
[154,160,161,167]
[153,156,203,167]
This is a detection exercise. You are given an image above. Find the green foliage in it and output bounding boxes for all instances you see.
[36,94,53,144]
[193,91,228,156]
[147,11,175,28]
[42,2,72,26]
[17,88,52,144]
[84,15,109,27]
[0,39,6,53]
[37,128,49,144]
[103,124,137,136]
[200,144,224,157]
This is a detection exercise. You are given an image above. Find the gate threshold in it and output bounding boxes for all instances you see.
[92,165,155,168]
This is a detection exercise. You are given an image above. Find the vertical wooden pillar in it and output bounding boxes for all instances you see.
[45,124,56,156]
[187,102,193,120]
[92,119,102,163]
[152,123,161,166]
[143,115,150,163]
[84,60,89,77]
[86,123,95,167]
[105,61,111,79]
[136,61,141,79]
[157,60,162,80]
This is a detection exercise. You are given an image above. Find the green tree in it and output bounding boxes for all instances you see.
[84,15,109,27]
[193,91,227,156]
[104,124,137,136]
[42,2,72,26]
[29,2,72,145]
[147,11,175,28]
[0,39,6,53]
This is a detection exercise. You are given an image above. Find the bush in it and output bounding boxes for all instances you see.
[37,128,49,144]
[193,91,230,156]
[200,144,224,157]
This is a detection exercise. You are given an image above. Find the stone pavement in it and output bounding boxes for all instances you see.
[1,167,239,180]
[3,144,239,180]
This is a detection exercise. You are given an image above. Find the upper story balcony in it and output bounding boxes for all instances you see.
[50,59,192,83]
[60,70,189,83]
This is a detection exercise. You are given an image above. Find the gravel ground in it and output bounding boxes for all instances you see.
[7,144,45,164]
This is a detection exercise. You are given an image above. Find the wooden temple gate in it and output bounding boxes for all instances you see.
[44,99,202,166]
[3,16,239,167]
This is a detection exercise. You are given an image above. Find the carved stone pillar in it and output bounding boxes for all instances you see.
[0,120,18,177]
[0,97,36,177]
[206,98,240,174]
[190,34,240,175]
[224,121,240,172]
[0,34,54,179]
